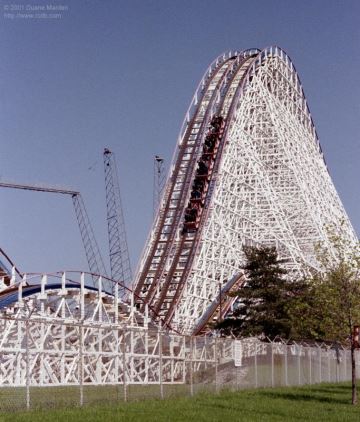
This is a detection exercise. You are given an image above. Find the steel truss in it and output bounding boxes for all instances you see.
[103,149,132,296]
[134,46,357,335]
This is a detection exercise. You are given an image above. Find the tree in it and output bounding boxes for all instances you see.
[217,245,298,340]
[295,230,360,405]
[288,280,325,340]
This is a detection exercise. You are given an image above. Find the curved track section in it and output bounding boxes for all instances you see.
[0,247,22,285]
[0,271,171,329]
[0,272,140,323]
[134,46,357,335]
[0,272,183,387]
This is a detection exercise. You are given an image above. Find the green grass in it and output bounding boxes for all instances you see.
[0,383,360,421]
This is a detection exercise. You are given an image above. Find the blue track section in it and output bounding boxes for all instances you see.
[0,258,11,276]
[0,283,98,309]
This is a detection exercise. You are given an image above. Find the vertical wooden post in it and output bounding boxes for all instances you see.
[159,323,163,399]
[25,320,30,410]
[271,342,274,387]
[190,336,194,396]
[285,343,288,386]
[79,321,84,406]
[122,326,127,402]
[215,337,219,393]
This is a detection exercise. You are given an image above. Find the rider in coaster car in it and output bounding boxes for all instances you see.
[197,160,208,175]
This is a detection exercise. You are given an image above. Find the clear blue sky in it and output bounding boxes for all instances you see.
[0,0,359,275]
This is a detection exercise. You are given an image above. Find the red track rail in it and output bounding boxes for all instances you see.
[134,50,259,330]
[134,57,236,303]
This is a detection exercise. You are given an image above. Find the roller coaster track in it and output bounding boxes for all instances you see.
[2,45,357,392]
[0,247,22,285]
[134,46,357,335]
[158,56,258,325]
[134,54,237,300]
[0,47,356,339]
[134,51,258,317]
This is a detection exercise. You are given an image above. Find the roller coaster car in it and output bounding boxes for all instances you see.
[183,213,199,233]
[201,153,213,163]
[193,176,206,187]
[190,200,203,209]
[192,180,207,197]
[183,196,204,233]
[210,115,224,131]
[183,221,198,233]
[191,189,202,199]
[192,183,205,195]
[190,189,205,206]
[203,144,214,155]
[204,139,217,154]
[190,196,205,208]
[184,205,198,222]
[210,126,222,135]
[205,133,217,144]
[202,149,218,164]
[192,177,207,196]
[210,115,223,125]
[196,173,209,181]
[183,209,200,232]
[197,161,209,177]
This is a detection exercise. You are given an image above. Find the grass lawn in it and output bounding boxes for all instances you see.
[0,382,359,421]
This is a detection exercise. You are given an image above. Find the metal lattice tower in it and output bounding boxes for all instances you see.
[72,193,108,280]
[153,155,165,218]
[134,47,357,335]
[104,148,132,295]
[0,181,107,285]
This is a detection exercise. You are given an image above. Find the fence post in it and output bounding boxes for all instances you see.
[190,336,194,397]
[309,347,312,385]
[159,323,163,399]
[25,320,30,410]
[285,343,288,386]
[79,273,84,406]
[79,321,83,407]
[236,340,240,390]
[215,337,219,393]
[298,345,301,385]
[122,325,127,402]
[271,341,274,387]
[328,347,331,382]
[319,345,322,383]
[204,336,207,369]
[344,349,347,381]
[254,346,258,388]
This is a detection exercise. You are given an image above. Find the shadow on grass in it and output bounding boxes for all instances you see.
[257,390,350,405]
[201,401,305,421]
[305,386,351,394]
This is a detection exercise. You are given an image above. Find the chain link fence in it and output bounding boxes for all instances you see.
[0,314,357,411]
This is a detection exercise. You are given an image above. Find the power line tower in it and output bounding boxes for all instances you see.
[153,155,165,218]
[103,148,132,296]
